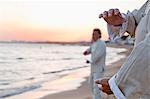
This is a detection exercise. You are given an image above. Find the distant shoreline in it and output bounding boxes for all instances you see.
[0,40,134,47]
[0,41,91,46]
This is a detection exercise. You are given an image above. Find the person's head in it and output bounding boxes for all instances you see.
[92,28,102,42]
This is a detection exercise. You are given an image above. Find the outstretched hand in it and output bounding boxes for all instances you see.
[95,78,113,95]
[83,51,90,56]
[99,9,125,26]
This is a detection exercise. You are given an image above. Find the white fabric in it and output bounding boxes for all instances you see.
[107,0,150,44]
[86,39,106,99]
[108,0,150,98]
[91,42,97,54]
[108,75,126,99]
[145,0,150,14]
[134,13,149,45]
[90,71,104,99]
[90,39,106,73]
[107,14,128,42]
[115,34,150,98]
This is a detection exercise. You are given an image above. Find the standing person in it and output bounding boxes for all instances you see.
[96,0,150,99]
[83,28,106,99]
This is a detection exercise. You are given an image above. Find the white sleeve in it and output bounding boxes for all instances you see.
[107,13,128,41]
[107,12,135,42]
[85,46,92,54]
[108,75,126,99]
[107,1,148,42]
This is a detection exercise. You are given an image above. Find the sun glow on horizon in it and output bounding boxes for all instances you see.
[0,0,147,42]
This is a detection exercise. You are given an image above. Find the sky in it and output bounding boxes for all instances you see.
[0,0,147,42]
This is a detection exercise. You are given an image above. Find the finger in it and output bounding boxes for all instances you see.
[99,13,103,18]
[95,78,107,84]
[98,84,103,91]
[98,84,102,89]
[103,11,108,18]
[95,79,102,84]
[108,9,114,17]
[99,85,106,93]
[114,8,120,15]
[99,87,102,91]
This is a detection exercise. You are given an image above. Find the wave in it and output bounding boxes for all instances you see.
[16,57,24,60]
[43,65,89,74]
[0,82,10,85]
[0,84,40,98]
[61,58,73,60]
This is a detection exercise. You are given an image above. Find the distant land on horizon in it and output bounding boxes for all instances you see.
[0,40,93,46]
[0,40,134,48]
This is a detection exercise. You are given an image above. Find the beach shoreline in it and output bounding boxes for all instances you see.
[41,47,132,99]
[3,45,132,99]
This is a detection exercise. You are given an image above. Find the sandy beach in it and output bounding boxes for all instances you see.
[42,46,132,99]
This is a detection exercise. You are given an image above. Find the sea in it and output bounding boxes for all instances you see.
[0,43,126,99]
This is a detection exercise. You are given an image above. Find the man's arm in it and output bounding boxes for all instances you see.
[100,1,148,42]
[83,47,91,55]
[96,32,150,98]
[101,9,135,42]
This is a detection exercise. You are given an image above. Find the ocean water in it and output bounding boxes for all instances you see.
[0,43,126,99]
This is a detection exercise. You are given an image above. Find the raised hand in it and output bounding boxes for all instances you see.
[99,9,125,26]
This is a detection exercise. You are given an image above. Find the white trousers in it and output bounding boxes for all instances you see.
[89,71,104,99]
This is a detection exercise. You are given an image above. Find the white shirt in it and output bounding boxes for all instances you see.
[145,0,150,14]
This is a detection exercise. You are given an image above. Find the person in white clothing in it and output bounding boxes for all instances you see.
[96,0,150,99]
[83,28,106,99]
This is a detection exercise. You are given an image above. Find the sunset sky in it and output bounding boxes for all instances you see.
[0,0,147,42]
